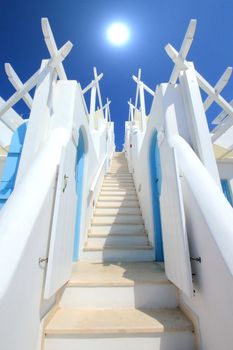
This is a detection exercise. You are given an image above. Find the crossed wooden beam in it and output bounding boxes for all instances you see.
[165,19,233,142]
[0,18,73,131]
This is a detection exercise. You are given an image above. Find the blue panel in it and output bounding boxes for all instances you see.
[149,131,164,261]
[0,123,27,209]
[221,179,233,207]
[73,129,85,261]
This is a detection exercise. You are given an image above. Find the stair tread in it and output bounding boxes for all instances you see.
[69,262,168,286]
[45,307,193,335]
[84,243,153,251]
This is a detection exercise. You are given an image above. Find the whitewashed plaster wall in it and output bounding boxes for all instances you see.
[126,82,233,350]
[0,78,114,350]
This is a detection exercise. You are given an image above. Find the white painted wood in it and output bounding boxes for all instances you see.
[132,75,154,96]
[0,41,72,122]
[41,18,67,80]
[160,140,193,298]
[94,67,103,110]
[179,65,221,187]
[169,19,197,84]
[44,139,76,299]
[134,68,141,109]
[203,67,232,111]
[82,73,103,95]
[5,63,33,109]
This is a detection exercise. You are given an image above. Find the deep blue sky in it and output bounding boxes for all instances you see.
[1,0,233,150]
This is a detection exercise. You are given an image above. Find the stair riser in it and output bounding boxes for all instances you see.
[87,235,148,246]
[80,249,154,262]
[45,333,195,350]
[60,284,178,309]
[96,202,139,208]
[102,185,135,190]
[100,191,136,195]
[94,208,141,215]
[99,196,138,201]
[89,225,145,234]
[92,217,144,225]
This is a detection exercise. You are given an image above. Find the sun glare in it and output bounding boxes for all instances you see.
[107,23,130,46]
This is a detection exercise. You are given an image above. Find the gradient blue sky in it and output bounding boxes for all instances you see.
[1,0,233,150]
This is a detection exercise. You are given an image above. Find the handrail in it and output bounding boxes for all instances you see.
[168,134,233,275]
[90,153,107,193]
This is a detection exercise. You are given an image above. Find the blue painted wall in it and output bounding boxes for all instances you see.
[221,179,233,207]
[73,129,85,261]
[149,131,164,261]
[0,123,27,209]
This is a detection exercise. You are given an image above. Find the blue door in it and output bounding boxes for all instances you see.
[149,131,164,261]
[73,129,85,261]
[221,179,233,207]
[0,123,27,208]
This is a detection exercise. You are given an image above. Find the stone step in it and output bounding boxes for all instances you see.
[80,245,154,262]
[94,208,141,216]
[59,262,178,309]
[88,224,145,234]
[100,190,136,196]
[96,201,139,208]
[87,233,148,246]
[44,308,195,350]
[101,186,135,192]
[98,195,137,201]
[91,215,143,225]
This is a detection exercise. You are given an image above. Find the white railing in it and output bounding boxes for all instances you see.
[168,134,233,275]
[90,153,107,193]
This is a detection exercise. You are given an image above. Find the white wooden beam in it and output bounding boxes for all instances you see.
[0,41,72,123]
[169,19,197,84]
[165,44,233,120]
[132,75,154,96]
[5,64,33,109]
[82,73,103,95]
[203,67,232,111]
[212,99,233,126]
[93,67,103,110]
[41,18,68,80]
[135,68,141,108]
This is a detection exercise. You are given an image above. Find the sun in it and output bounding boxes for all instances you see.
[106,22,130,46]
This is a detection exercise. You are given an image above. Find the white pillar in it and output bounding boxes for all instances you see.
[179,64,221,187]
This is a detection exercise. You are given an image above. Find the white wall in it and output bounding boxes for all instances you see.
[0,77,115,350]
[126,78,233,349]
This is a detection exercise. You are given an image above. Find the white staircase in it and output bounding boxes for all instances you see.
[82,152,154,262]
[43,152,196,350]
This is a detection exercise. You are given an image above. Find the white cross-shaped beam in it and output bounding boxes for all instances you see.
[168,19,197,84]
[203,67,232,111]
[134,68,141,109]
[4,63,33,109]
[93,67,103,110]
[41,18,68,80]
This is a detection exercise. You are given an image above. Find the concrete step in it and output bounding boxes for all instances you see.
[44,308,195,350]
[91,215,143,225]
[105,174,133,179]
[98,195,138,201]
[94,208,141,216]
[102,182,135,187]
[81,243,154,262]
[100,190,136,196]
[89,224,145,234]
[87,233,148,246]
[59,262,178,309]
[96,201,139,208]
[101,186,135,192]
